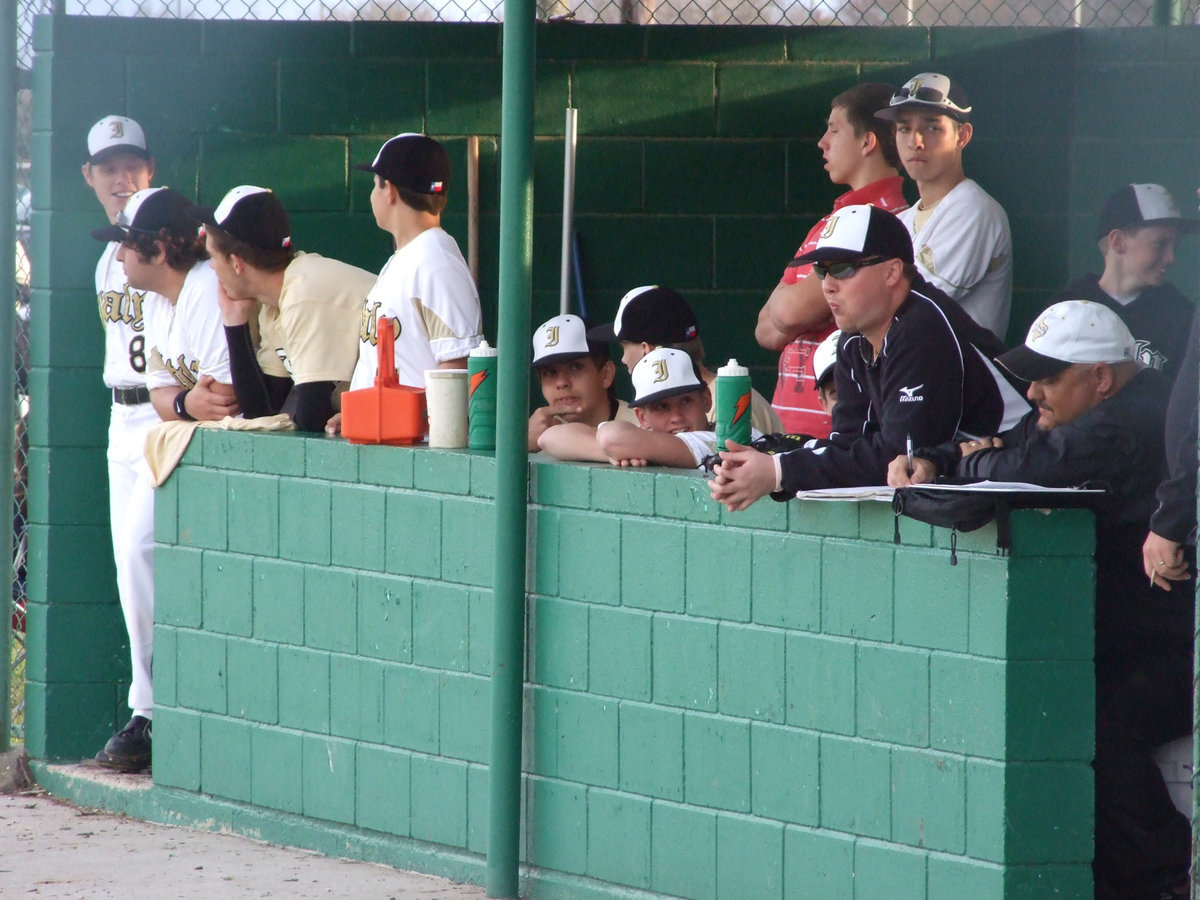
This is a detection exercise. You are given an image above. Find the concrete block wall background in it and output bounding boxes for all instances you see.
[139,432,1095,898]
[26,15,1198,894]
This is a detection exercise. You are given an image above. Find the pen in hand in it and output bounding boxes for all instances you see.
[906,433,914,477]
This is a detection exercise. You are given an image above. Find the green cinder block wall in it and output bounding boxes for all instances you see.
[129,431,1095,899]
[29,15,1198,895]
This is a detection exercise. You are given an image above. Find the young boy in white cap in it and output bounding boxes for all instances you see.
[334,133,481,433]
[888,300,1188,900]
[876,73,1012,339]
[589,285,781,434]
[527,313,637,451]
[539,347,761,468]
[88,186,236,771]
[811,328,841,418]
[1050,183,1197,390]
[190,185,376,432]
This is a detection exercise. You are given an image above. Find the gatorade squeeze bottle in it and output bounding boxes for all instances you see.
[714,359,752,450]
[467,341,499,450]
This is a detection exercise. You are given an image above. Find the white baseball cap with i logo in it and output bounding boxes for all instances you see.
[86,115,150,164]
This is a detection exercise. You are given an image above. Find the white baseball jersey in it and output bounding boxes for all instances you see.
[350,227,482,390]
[97,242,155,390]
[257,252,376,385]
[899,178,1013,339]
[145,261,233,390]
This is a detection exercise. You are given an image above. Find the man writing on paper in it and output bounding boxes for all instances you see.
[709,204,1028,511]
[888,300,1189,900]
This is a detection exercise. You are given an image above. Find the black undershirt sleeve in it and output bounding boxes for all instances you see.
[285,381,338,433]
[225,323,278,419]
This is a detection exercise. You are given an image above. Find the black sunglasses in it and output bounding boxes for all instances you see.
[812,256,888,281]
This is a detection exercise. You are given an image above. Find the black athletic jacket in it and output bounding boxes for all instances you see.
[1050,273,1194,390]
[929,369,1184,658]
[776,275,1031,493]
[1149,306,1199,545]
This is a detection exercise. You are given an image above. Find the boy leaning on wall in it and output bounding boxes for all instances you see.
[538,347,761,468]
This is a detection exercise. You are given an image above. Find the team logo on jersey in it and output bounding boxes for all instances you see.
[98,287,146,332]
[898,384,924,402]
[274,348,295,377]
[543,325,560,348]
[1135,340,1166,371]
[166,354,200,389]
[651,359,669,383]
[359,302,401,347]
[819,217,839,239]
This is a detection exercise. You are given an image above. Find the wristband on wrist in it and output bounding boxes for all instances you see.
[173,389,196,422]
[772,454,784,493]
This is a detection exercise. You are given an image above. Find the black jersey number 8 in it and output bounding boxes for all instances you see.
[128,335,146,373]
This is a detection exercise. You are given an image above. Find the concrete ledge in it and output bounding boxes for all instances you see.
[31,761,488,890]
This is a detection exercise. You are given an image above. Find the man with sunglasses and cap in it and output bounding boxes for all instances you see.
[888,300,1189,900]
[876,73,1013,340]
[709,204,1028,511]
[190,185,376,432]
[328,133,481,434]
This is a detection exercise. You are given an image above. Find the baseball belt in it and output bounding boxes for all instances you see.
[112,386,151,406]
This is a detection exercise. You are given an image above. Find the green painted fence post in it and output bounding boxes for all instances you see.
[486,0,536,896]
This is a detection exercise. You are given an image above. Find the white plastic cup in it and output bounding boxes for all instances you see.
[425,369,469,448]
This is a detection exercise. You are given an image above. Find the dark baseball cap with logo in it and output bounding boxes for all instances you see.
[791,204,914,267]
[587,285,700,345]
[354,133,451,196]
[90,187,194,243]
[1095,183,1200,239]
[186,186,292,252]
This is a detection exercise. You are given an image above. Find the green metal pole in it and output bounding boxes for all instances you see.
[0,0,18,753]
[486,0,535,896]
[1152,0,1179,25]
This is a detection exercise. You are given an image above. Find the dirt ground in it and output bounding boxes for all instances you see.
[0,757,488,899]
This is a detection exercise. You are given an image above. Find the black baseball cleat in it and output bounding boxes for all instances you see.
[93,716,152,773]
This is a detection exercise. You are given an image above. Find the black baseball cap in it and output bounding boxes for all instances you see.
[1095,183,1200,239]
[791,205,913,267]
[91,187,194,243]
[186,186,292,252]
[587,285,700,345]
[354,133,451,196]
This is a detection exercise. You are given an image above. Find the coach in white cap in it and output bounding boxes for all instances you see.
[888,299,1189,900]
[710,204,1029,509]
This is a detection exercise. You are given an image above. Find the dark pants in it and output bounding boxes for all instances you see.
[1093,644,1193,900]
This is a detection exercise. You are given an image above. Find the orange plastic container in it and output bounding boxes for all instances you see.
[340,320,427,445]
